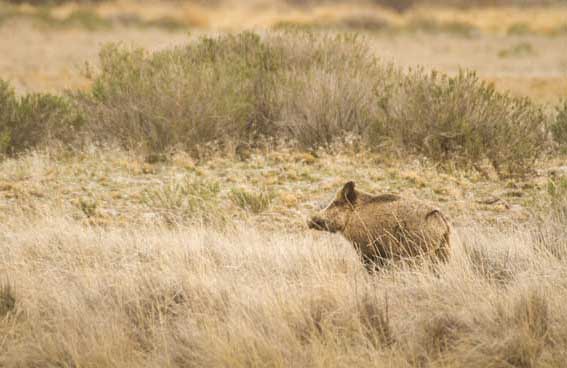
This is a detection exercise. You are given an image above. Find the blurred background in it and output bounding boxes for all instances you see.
[1,0,566,103]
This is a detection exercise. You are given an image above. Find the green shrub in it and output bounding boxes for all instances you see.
[369,70,547,176]
[76,34,277,153]
[551,100,567,150]
[76,31,385,153]
[74,31,549,174]
[0,80,83,156]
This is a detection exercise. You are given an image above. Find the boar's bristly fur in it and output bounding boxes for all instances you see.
[308,181,451,270]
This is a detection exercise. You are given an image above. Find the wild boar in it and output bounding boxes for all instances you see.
[308,181,451,270]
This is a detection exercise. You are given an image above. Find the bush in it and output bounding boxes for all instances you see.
[0,80,83,156]
[369,70,548,176]
[74,31,549,174]
[76,31,386,153]
[76,33,280,152]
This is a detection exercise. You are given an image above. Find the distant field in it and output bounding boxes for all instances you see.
[1,26,566,103]
[1,1,566,102]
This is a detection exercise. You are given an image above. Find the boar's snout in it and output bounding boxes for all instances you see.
[307,215,331,232]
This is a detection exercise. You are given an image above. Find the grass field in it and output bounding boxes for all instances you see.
[1,1,567,366]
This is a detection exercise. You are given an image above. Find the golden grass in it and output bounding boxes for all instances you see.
[1,197,566,366]
[0,148,556,231]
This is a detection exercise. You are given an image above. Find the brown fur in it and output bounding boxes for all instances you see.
[308,181,451,270]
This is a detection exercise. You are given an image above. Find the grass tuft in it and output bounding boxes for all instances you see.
[230,188,274,214]
[141,177,221,225]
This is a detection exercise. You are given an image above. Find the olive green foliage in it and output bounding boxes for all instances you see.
[75,31,549,175]
[78,33,281,152]
[371,70,547,175]
[0,31,554,174]
[76,32,384,152]
[0,80,83,156]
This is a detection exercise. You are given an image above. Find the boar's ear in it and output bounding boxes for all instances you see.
[340,181,357,204]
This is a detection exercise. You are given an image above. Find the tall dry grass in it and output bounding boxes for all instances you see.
[1,210,567,367]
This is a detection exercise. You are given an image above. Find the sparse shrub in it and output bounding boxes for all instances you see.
[230,188,274,214]
[369,70,548,176]
[0,80,84,156]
